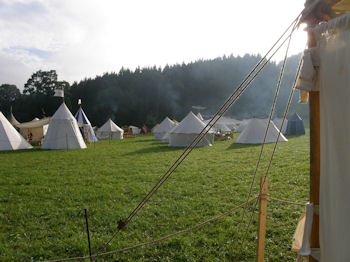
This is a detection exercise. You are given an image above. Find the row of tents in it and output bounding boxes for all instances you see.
[1,103,134,151]
[152,112,305,147]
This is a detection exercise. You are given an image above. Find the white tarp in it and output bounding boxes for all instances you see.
[17,117,50,142]
[234,118,288,144]
[96,119,123,140]
[154,117,177,140]
[0,111,32,150]
[129,125,141,134]
[312,13,350,262]
[41,103,86,150]
[169,111,214,147]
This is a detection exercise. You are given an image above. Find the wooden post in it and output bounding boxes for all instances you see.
[307,21,320,262]
[309,91,320,260]
[256,176,268,262]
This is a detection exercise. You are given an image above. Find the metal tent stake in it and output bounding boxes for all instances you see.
[84,208,93,262]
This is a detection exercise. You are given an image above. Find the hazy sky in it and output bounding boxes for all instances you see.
[0,0,307,90]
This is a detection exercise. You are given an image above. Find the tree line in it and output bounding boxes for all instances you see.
[0,53,308,128]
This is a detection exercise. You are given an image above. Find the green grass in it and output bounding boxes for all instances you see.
[0,132,309,261]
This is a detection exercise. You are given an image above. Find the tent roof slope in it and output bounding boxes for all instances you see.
[0,111,32,150]
[235,118,288,144]
[75,106,92,125]
[51,103,76,120]
[154,117,177,133]
[171,111,213,134]
[98,119,123,132]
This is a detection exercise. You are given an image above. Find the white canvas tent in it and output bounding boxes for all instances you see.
[273,118,288,134]
[74,107,98,142]
[235,119,250,132]
[154,117,177,140]
[41,103,86,150]
[169,112,214,147]
[0,111,32,151]
[129,125,141,134]
[196,112,204,121]
[96,119,124,140]
[17,117,50,143]
[234,118,288,144]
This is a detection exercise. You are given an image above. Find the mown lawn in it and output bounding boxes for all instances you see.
[0,132,309,261]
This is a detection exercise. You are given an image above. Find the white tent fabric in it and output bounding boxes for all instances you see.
[154,117,177,140]
[161,125,177,143]
[96,119,124,140]
[129,125,141,134]
[234,118,288,144]
[74,107,98,142]
[0,111,32,150]
[196,112,204,121]
[273,118,288,134]
[41,103,86,150]
[16,117,50,143]
[312,13,350,262]
[169,111,214,147]
[235,119,250,132]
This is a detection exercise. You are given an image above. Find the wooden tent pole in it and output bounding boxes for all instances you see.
[256,177,268,262]
[307,25,320,262]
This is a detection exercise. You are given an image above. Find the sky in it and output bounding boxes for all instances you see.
[0,0,308,90]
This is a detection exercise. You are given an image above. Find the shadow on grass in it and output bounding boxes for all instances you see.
[0,147,42,155]
[226,142,262,150]
[123,145,182,156]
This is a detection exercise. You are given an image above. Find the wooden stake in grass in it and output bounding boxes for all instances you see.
[84,208,93,262]
[256,176,268,262]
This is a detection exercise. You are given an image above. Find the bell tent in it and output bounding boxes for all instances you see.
[0,111,32,151]
[154,117,177,140]
[285,113,305,136]
[96,119,124,140]
[74,107,98,142]
[234,118,288,144]
[41,103,86,150]
[169,111,214,147]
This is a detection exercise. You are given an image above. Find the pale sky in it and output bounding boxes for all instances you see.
[0,0,307,90]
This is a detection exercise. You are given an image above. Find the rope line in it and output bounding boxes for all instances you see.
[231,18,299,260]
[97,15,295,253]
[267,196,305,206]
[43,197,258,262]
[234,35,304,261]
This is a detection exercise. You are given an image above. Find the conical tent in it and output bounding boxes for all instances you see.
[234,118,288,144]
[285,113,305,136]
[0,111,32,151]
[96,119,123,140]
[196,112,204,121]
[273,118,288,134]
[169,111,214,147]
[41,103,86,150]
[75,107,98,142]
[154,117,177,140]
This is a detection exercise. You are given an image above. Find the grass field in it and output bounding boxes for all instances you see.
[0,132,309,261]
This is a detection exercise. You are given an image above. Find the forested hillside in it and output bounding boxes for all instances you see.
[1,53,308,128]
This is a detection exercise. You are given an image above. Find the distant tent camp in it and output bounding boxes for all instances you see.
[0,111,32,150]
[129,125,141,134]
[169,112,214,147]
[75,107,98,142]
[234,118,288,144]
[41,103,86,150]
[273,118,288,134]
[17,117,50,143]
[285,113,305,136]
[154,117,177,140]
[96,119,124,140]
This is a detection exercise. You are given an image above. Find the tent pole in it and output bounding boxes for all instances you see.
[307,23,320,262]
[256,176,268,262]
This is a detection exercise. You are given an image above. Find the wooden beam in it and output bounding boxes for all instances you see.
[256,177,268,262]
